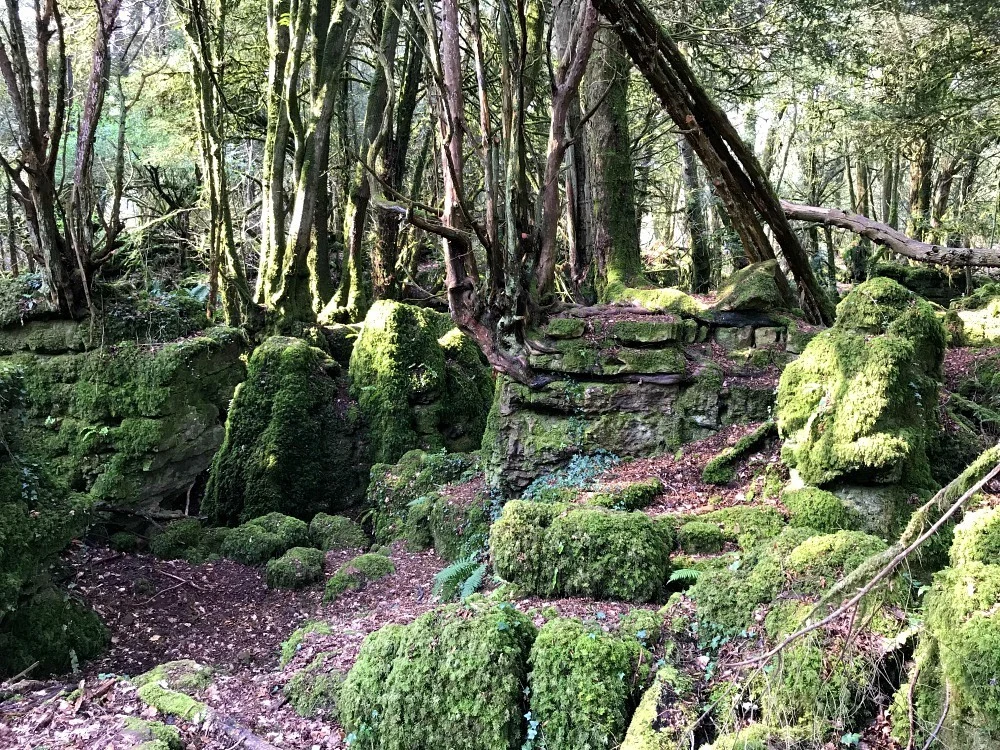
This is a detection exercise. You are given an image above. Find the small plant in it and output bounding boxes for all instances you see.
[432,556,487,601]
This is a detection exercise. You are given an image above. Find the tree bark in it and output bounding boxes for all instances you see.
[907,136,934,241]
[679,137,712,293]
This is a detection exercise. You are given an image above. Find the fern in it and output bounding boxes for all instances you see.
[459,563,487,600]
[433,556,479,601]
[668,568,702,585]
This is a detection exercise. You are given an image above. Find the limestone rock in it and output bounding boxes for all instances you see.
[712,260,795,313]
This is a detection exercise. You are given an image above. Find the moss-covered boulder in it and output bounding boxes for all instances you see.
[132,660,212,721]
[527,618,647,750]
[349,301,493,465]
[712,260,795,314]
[621,667,698,749]
[266,547,325,589]
[950,507,1000,566]
[490,500,672,602]
[203,336,369,525]
[777,278,944,511]
[309,513,368,552]
[283,652,343,718]
[324,553,395,601]
[949,282,1000,346]
[338,602,536,750]
[677,521,726,554]
[782,487,858,533]
[220,512,310,566]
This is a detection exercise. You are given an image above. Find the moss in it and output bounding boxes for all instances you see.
[324,553,395,602]
[949,507,1000,566]
[280,620,332,667]
[203,336,369,524]
[349,301,493,465]
[0,586,108,676]
[428,489,490,562]
[702,422,776,486]
[777,279,943,489]
[608,319,690,344]
[134,659,214,692]
[703,724,808,750]
[150,518,203,560]
[619,608,664,647]
[309,513,368,552]
[366,449,479,544]
[782,487,857,533]
[491,500,672,602]
[712,260,793,313]
[283,652,343,717]
[589,478,663,511]
[220,512,310,566]
[123,717,182,750]
[785,530,887,594]
[266,547,325,590]
[543,317,587,339]
[620,667,697,749]
[698,506,785,549]
[678,521,725,554]
[136,684,208,721]
[528,618,646,750]
[109,531,141,552]
[604,282,704,316]
[339,602,536,750]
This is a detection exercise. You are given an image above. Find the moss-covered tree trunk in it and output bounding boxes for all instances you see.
[907,135,934,241]
[583,27,644,299]
[679,136,712,293]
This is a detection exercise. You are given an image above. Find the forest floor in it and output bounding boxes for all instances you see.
[2,347,990,749]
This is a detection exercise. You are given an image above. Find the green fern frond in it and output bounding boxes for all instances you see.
[668,568,702,585]
[459,563,487,600]
[433,556,478,601]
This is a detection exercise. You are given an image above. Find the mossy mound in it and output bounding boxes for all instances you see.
[603,282,704,316]
[712,260,795,314]
[122,717,183,750]
[309,513,368,552]
[283,652,343,717]
[133,659,212,721]
[349,301,493,465]
[366,449,479,545]
[203,336,369,525]
[426,486,491,562]
[782,487,857,533]
[0,586,108,675]
[109,530,141,552]
[777,278,944,489]
[950,283,1000,346]
[220,512,310,566]
[588,478,663,511]
[785,530,886,593]
[280,620,332,667]
[871,261,963,306]
[949,507,1000,566]
[266,547,325,590]
[621,667,698,749]
[324,553,395,602]
[696,505,785,549]
[678,521,726,554]
[150,518,204,560]
[527,618,648,750]
[490,500,672,602]
[339,602,536,750]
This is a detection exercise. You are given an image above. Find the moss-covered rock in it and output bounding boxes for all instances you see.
[777,278,944,492]
[122,717,183,750]
[949,507,1000,566]
[339,602,536,750]
[309,513,368,552]
[712,260,795,313]
[324,553,395,602]
[280,619,332,667]
[697,506,786,549]
[784,530,886,594]
[266,547,325,589]
[220,512,310,566]
[149,518,204,560]
[702,422,776,486]
[283,652,343,717]
[490,500,672,602]
[134,659,214,692]
[203,336,369,525]
[604,283,704,316]
[428,486,491,562]
[950,282,1000,346]
[782,487,857,533]
[527,618,646,750]
[677,521,726,554]
[349,301,493,465]
[109,530,141,552]
[621,667,698,749]
[588,478,663,511]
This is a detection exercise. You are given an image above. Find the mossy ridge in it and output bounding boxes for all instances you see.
[349,300,493,465]
[527,617,648,750]
[338,602,536,750]
[490,500,672,602]
[203,335,369,525]
[123,717,183,750]
[678,521,726,554]
[324,553,395,602]
[280,620,332,667]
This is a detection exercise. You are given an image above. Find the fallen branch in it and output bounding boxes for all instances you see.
[159,569,206,591]
[206,708,282,750]
[782,200,1000,268]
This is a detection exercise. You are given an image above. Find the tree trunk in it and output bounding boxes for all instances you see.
[907,136,934,241]
[679,137,712,293]
[592,0,835,325]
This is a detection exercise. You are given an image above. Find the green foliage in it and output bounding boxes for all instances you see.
[150,518,203,560]
[220,513,310,566]
[522,451,620,502]
[339,602,536,750]
[309,513,368,552]
[589,478,663,511]
[785,531,887,594]
[204,336,370,525]
[283,652,343,717]
[777,278,944,489]
[109,531,141,552]
[697,506,785,549]
[266,547,325,590]
[349,301,493,464]
[324,553,395,602]
[527,618,646,750]
[490,500,672,602]
[280,620,332,667]
[433,556,487,602]
[950,507,1000,566]
[619,608,665,647]
[783,488,857,533]
[678,521,726,553]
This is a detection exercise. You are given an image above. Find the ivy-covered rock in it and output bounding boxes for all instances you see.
[490,500,672,602]
[266,547,325,590]
[220,513,310,566]
[203,336,370,525]
[777,278,944,504]
[338,602,536,750]
[324,553,395,602]
[349,301,493,465]
[309,513,368,552]
[527,618,647,750]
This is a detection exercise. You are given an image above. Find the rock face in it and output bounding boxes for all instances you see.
[203,336,370,525]
[484,304,799,496]
[349,300,494,464]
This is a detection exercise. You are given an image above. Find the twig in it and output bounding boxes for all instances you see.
[4,661,40,685]
[159,569,206,591]
[140,581,186,605]
[920,679,950,750]
[906,664,921,750]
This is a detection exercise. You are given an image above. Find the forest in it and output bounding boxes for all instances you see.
[1,0,1000,747]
